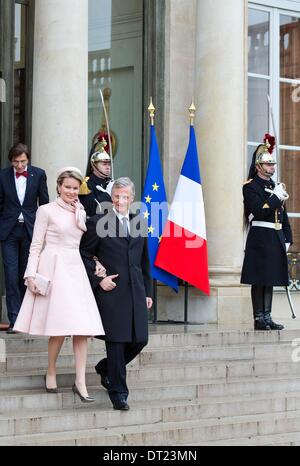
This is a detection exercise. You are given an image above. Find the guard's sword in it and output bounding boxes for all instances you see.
[267,94,280,179]
[286,286,296,319]
[99,88,114,179]
[268,95,296,319]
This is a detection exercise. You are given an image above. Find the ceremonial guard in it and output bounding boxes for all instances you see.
[241,134,292,330]
[79,138,113,217]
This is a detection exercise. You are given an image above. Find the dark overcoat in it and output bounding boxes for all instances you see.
[241,175,292,286]
[80,210,152,343]
[79,173,112,218]
[0,165,49,241]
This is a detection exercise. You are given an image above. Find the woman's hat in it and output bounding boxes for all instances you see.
[57,166,83,178]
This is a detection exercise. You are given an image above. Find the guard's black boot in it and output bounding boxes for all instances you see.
[263,286,284,330]
[263,312,284,330]
[254,311,271,331]
[252,286,271,330]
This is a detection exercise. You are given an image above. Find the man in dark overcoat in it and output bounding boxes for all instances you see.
[241,134,292,330]
[80,177,153,410]
[0,143,49,332]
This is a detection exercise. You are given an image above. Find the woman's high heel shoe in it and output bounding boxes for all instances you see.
[72,384,95,403]
[44,374,58,394]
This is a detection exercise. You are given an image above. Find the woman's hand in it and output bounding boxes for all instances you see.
[70,198,79,208]
[27,277,39,294]
[100,274,119,291]
[94,260,107,278]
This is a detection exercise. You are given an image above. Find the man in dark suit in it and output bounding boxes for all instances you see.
[80,177,153,410]
[0,143,49,332]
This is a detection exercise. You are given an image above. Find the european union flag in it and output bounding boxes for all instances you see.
[142,125,178,292]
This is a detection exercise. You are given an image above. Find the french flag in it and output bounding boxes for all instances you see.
[155,125,210,295]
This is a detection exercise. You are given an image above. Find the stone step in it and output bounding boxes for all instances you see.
[190,431,300,446]
[3,341,297,373]
[139,343,296,365]
[1,358,300,392]
[0,362,225,391]
[1,374,300,413]
[2,409,300,445]
[1,327,299,354]
[2,392,300,438]
[195,374,300,398]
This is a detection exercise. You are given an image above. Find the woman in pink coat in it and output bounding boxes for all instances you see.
[14,167,105,402]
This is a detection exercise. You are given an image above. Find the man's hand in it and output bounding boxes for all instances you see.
[146,297,153,309]
[100,274,119,291]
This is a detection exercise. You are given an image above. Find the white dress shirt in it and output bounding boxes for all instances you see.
[14,167,27,221]
[113,207,130,234]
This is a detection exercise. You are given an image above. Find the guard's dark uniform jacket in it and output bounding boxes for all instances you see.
[241,175,292,286]
[79,173,112,217]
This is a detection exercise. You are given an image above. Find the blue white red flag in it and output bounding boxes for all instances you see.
[155,126,210,295]
[142,125,178,292]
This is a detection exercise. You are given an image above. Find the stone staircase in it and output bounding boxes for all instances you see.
[1,325,300,445]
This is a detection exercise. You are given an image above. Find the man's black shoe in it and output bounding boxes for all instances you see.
[113,400,130,411]
[95,365,110,390]
[6,326,17,334]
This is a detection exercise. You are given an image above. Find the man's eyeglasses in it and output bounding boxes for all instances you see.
[12,160,28,166]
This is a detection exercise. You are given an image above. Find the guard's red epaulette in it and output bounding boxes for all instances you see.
[79,177,92,195]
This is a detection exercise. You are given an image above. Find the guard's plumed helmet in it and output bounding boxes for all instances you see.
[255,134,276,166]
[90,138,111,164]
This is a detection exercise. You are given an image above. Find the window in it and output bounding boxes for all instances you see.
[248,1,300,255]
[0,0,34,315]
[88,0,144,196]
[0,0,34,169]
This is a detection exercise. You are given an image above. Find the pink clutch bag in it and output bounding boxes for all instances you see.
[34,273,51,296]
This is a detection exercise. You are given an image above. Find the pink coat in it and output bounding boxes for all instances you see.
[14,201,104,336]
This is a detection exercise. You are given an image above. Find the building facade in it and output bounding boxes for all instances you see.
[1,0,299,324]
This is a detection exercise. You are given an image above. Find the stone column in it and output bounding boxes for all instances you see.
[195,0,251,324]
[31,0,88,200]
[163,0,197,196]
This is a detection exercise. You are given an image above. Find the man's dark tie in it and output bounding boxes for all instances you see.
[122,217,129,238]
[16,171,28,179]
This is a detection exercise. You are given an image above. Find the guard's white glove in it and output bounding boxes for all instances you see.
[286,243,290,252]
[96,180,114,196]
[105,180,114,196]
[271,183,289,201]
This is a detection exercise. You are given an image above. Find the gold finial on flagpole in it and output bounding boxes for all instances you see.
[189,101,196,126]
[148,97,155,125]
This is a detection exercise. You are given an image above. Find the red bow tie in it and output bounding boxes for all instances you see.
[16,171,28,179]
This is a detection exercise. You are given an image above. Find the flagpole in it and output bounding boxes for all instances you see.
[148,97,158,323]
[183,101,196,325]
[148,97,155,126]
[189,101,196,126]
[184,282,189,325]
